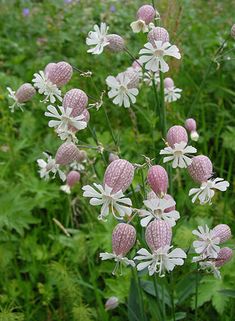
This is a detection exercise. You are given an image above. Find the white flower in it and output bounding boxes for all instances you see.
[139,41,181,73]
[37,152,66,181]
[189,178,229,205]
[60,184,71,194]
[106,73,139,108]
[134,246,187,277]
[32,71,62,103]
[86,23,109,55]
[82,183,132,221]
[192,225,220,261]
[143,71,160,86]
[130,20,149,33]
[100,252,135,275]
[160,141,197,168]
[70,160,85,172]
[139,197,180,227]
[44,105,87,141]
[199,261,221,279]
[7,87,24,112]
[164,86,182,103]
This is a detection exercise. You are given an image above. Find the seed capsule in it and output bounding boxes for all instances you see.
[47,61,73,87]
[213,224,232,243]
[166,125,188,148]
[112,223,136,256]
[188,155,213,183]
[104,159,134,193]
[105,297,119,311]
[15,83,36,103]
[145,220,172,252]
[76,150,87,162]
[148,27,169,46]
[147,165,168,196]
[215,247,233,267]
[106,34,125,52]
[137,5,155,24]
[63,88,88,117]
[55,142,80,165]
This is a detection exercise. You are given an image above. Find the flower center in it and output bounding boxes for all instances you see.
[154,49,164,57]
[173,150,183,157]
[153,208,163,218]
[119,85,127,93]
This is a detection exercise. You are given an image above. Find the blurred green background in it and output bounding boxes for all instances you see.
[0,0,234,320]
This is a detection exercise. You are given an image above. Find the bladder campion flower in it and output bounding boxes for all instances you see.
[160,126,197,168]
[134,220,186,277]
[82,159,134,220]
[147,165,168,196]
[37,152,66,181]
[130,5,156,33]
[7,83,36,112]
[188,156,229,204]
[164,77,182,103]
[148,27,170,45]
[60,170,80,194]
[106,34,125,52]
[86,23,109,55]
[100,223,136,274]
[139,41,181,73]
[106,73,139,108]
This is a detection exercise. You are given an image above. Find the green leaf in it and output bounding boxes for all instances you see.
[218,289,235,298]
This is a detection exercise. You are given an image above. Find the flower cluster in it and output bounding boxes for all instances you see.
[192,224,232,278]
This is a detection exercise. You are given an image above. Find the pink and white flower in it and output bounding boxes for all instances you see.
[86,23,109,55]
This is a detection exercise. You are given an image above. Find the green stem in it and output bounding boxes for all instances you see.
[103,103,118,148]
[162,283,166,320]
[195,264,199,321]
[170,273,176,321]
[132,269,146,321]
[159,71,167,137]
[153,274,163,321]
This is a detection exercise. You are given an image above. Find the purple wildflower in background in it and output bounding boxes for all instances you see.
[110,5,116,13]
[22,8,30,17]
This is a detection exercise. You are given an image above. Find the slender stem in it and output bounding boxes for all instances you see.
[195,264,199,321]
[152,0,155,9]
[132,269,146,321]
[170,273,176,321]
[153,274,163,321]
[159,71,167,137]
[103,104,118,148]
[162,283,166,320]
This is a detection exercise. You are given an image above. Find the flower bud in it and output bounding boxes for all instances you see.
[112,223,136,256]
[47,61,73,87]
[215,247,233,267]
[66,170,80,187]
[213,224,232,243]
[188,155,213,183]
[231,24,235,39]
[109,153,119,163]
[147,165,168,196]
[104,159,135,193]
[148,27,169,46]
[63,88,88,117]
[164,77,174,89]
[106,34,125,52]
[166,125,188,148]
[55,142,80,165]
[145,220,172,252]
[185,118,199,141]
[15,83,36,103]
[137,5,155,24]
[105,297,119,311]
[76,150,87,162]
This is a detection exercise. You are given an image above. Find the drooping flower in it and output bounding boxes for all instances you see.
[7,83,36,112]
[139,41,181,73]
[100,223,136,274]
[44,105,87,141]
[106,73,139,108]
[86,23,109,55]
[134,220,186,277]
[60,170,80,194]
[46,61,73,87]
[188,156,229,204]
[139,196,180,227]
[37,152,66,181]
[185,118,199,141]
[82,159,134,220]
[160,126,197,168]
[164,77,182,103]
[130,5,156,33]
[106,34,125,52]
[147,165,168,196]
[32,70,62,103]
[199,247,233,279]
[55,142,80,165]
